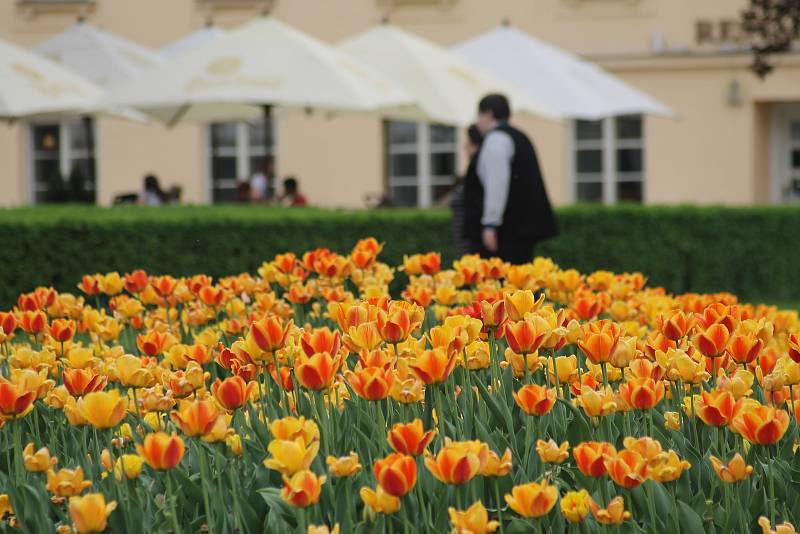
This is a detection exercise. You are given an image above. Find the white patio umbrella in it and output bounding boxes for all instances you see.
[36,21,163,88]
[453,25,673,120]
[161,25,226,58]
[338,24,557,126]
[0,37,107,120]
[111,16,415,125]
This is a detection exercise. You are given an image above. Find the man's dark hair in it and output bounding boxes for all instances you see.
[283,176,298,193]
[467,124,483,147]
[478,93,511,121]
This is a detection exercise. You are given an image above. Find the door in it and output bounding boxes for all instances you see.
[771,105,800,204]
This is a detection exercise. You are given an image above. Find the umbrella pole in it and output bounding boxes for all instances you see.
[263,104,272,189]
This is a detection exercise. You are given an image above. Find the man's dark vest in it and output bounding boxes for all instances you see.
[463,123,558,243]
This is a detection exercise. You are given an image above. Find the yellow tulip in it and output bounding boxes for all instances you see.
[561,489,591,523]
[326,452,362,477]
[263,438,319,476]
[77,390,128,429]
[448,501,500,534]
[68,493,117,533]
[535,439,569,464]
[23,442,57,472]
[46,467,92,497]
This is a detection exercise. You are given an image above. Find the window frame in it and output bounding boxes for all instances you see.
[385,121,458,208]
[207,119,274,203]
[27,118,97,204]
[571,114,644,204]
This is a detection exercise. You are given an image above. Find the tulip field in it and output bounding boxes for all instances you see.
[2,238,800,533]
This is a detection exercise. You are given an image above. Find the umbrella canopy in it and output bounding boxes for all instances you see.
[0,37,107,120]
[161,25,226,58]
[112,17,415,125]
[453,25,673,120]
[339,24,557,126]
[36,21,163,88]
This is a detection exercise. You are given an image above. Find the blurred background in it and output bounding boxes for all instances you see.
[0,0,798,307]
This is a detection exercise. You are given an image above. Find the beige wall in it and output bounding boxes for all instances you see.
[2,0,800,208]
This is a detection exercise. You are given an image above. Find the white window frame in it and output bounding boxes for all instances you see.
[386,121,457,208]
[27,119,96,204]
[207,119,274,203]
[571,115,644,204]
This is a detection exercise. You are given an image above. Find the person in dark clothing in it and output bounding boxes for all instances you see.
[463,93,558,264]
[450,124,483,258]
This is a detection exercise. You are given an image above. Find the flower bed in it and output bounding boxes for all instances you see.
[0,238,798,533]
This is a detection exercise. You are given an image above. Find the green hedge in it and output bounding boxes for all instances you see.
[0,204,798,306]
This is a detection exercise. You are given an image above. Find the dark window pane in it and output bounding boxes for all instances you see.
[792,149,800,169]
[70,158,96,185]
[390,185,418,207]
[212,157,238,181]
[617,149,643,172]
[248,120,273,149]
[34,159,60,187]
[33,125,60,151]
[430,125,455,143]
[212,187,239,203]
[388,121,417,144]
[792,121,800,141]
[616,115,642,140]
[576,120,602,141]
[69,120,94,151]
[389,154,417,177]
[576,149,602,173]
[249,156,266,177]
[431,152,455,177]
[617,181,643,202]
[210,123,237,148]
[576,182,603,202]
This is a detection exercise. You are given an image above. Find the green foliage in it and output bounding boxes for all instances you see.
[0,204,797,306]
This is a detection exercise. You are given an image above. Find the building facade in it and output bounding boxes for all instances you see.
[1,0,799,208]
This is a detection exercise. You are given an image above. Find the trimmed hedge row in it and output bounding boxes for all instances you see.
[0,204,798,306]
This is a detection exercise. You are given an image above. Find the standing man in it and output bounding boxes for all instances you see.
[463,93,557,263]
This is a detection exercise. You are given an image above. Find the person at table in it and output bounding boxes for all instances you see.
[451,124,483,257]
[250,156,274,203]
[141,174,167,206]
[463,93,557,263]
[279,176,308,207]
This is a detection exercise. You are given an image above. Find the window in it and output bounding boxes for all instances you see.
[208,119,273,203]
[29,119,96,203]
[573,114,644,203]
[385,121,457,207]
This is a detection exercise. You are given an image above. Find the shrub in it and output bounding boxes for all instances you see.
[0,204,797,306]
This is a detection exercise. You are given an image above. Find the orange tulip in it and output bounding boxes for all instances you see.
[481,448,513,477]
[170,399,220,437]
[69,493,117,533]
[0,311,16,337]
[0,380,36,420]
[695,389,739,427]
[373,453,417,496]
[578,320,621,365]
[656,310,694,341]
[249,315,292,353]
[788,333,800,364]
[709,453,753,483]
[622,436,662,461]
[46,467,92,497]
[617,377,665,410]
[19,310,47,335]
[294,351,341,391]
[387,419,435,456]
[136,432,185,470]
[726,331,763,365]
[573,442,616,477]
[78,275,101,296]
[211,376,256,411]
[409,348,458,385]
[504,480,558,518]
[479,299,506,329]
[504,317,549,355]
[360,485,401,515]
[63,368,107,397]
[424,440,489,485]
[124,270,149,293]
[280,470,325,508]
[695,323,730,357]
[590,496,631,525]
[376,303,422,344]
[151,275,178,297]
[513,384,556,416]
[136,331,172,357]
[49,319,75,343]
[300,328,342,358]
[605,450,649,489]
[731,404,790,445]
[346,366,394,401]
[76,390,127,429]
